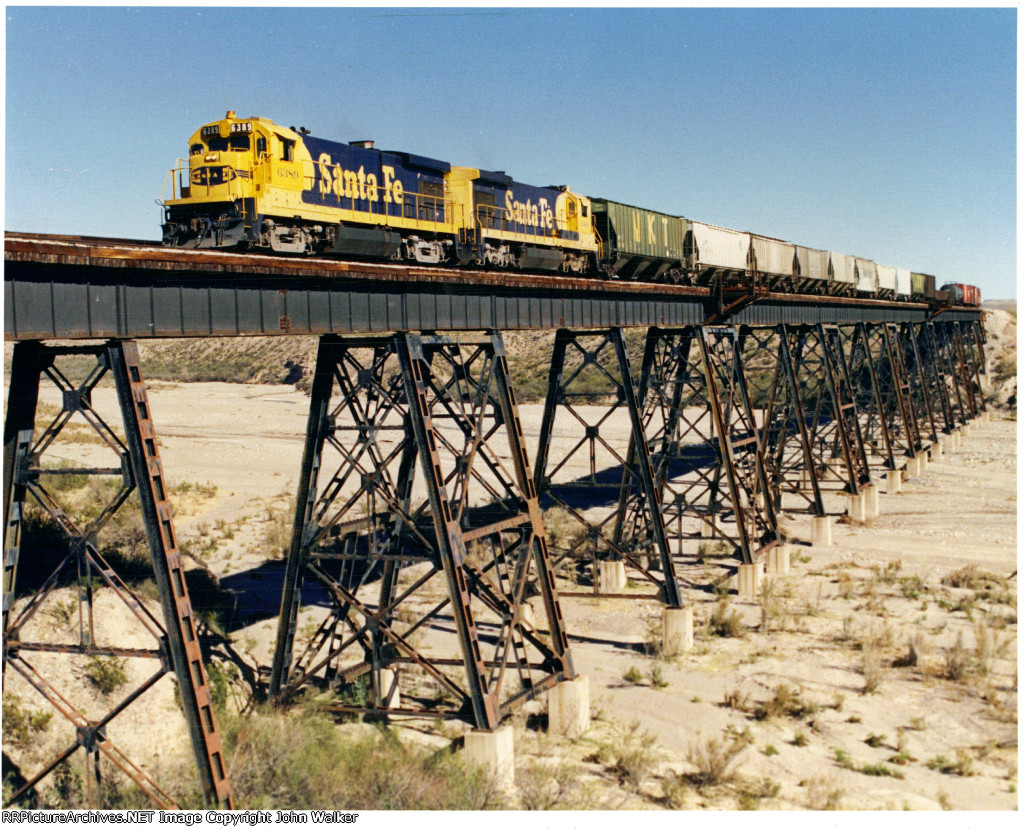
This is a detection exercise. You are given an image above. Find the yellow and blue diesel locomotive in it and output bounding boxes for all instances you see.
[160,112,598,274]
[160,112,981,306]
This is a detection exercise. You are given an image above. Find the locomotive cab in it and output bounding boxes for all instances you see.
[161,111,269,248]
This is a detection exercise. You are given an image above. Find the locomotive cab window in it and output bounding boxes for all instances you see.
[256,136,267,157]
[227,134,250,151]
[280,138,295,162]
[190,143,204,156]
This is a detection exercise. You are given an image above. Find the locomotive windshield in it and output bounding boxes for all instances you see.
[204,135,251,152]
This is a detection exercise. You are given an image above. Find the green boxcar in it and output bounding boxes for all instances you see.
[910,272,936,300]
[591,198,687,282]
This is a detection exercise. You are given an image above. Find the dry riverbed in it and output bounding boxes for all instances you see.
[4,378,1017,811]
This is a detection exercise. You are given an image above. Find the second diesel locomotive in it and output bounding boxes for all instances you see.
[160,112,981,306]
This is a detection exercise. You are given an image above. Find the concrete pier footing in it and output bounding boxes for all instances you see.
[700,517,719,539]
[662,606,694,657]
[519,601,535,630]
[766,545,790,575]
[465,725,515,791]
[378,668,401,710]
[811,515,833,547]
[952,431,961,450]
[847,491,867,522]
[863,484,880,519]
[736,560,764,599]
[931,441,944,461]
[595,560,627,592]
[548,675,590,739]
[941,434,954,454]
[886,469,902,494]
[916,451,930,472]
[905,455,920,477]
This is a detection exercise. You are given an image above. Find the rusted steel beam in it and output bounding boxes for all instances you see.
[2,341,232,809]
[533,329,682,603]
[5,232,980,341]
[270,333,573,730]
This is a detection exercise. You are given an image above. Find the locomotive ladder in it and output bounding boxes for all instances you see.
[2,341,232,809]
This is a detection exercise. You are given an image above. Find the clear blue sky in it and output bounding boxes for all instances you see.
[4,6,1017,298]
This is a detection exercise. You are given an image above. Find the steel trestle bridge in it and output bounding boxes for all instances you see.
[3,233,987,808]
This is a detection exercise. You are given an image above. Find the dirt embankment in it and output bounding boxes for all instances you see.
[982,309,1016,412]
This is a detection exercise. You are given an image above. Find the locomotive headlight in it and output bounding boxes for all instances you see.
[205,153,219,162]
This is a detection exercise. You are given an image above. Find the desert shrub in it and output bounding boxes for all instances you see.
[222,706,502,809]
[2,693,53,748]
[593,721,657,790]
[736,777,781,810]
[927,751,975,777]
[804,776,843,810]
[861,645,886,693]
[206,661,239,712]
[752,684,816,720]
[993,352,1016,384]
[942,565,1007,592]
[942,634,970,681]
[707,596,745,638]
[722,687,750,711]
[84,656,129,696]
[685,733,746,788]
[515,760,584,810]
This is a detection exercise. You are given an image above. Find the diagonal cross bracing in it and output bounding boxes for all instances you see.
[532,329,682,603]
[2,341,232,809]
[270,333,573,730]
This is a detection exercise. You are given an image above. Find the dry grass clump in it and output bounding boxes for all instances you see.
[515,759,587,810]
[751,683,817,721]
[684,732,747,788]
[927,750,976,777]
[861,644,886,694]
[221,706,502,809]
[803,775,844,810]
[942,565,1007,592]
[592,720,658,790]
[707,594,745,638]
[256,498,296,560]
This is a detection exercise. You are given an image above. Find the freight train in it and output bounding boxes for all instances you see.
[160,112,980,307]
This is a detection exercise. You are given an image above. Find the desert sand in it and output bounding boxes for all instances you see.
[5,372,1016,811]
